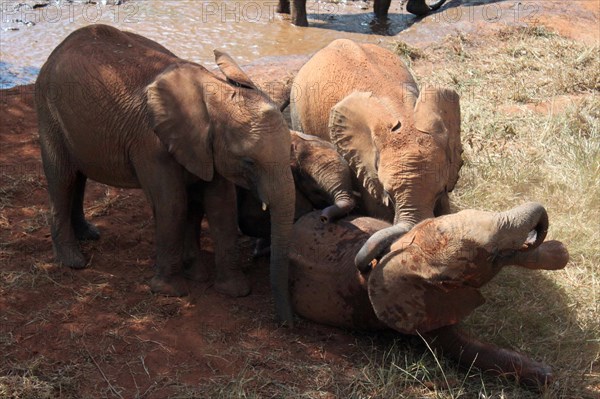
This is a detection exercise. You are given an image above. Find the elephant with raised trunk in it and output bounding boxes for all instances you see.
[35,24,295,324]
[238,130,356,256]
[290,202,569,387]
[290,39,463,270]
[278,0,447,27]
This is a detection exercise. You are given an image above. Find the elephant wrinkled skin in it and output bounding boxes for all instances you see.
[237,130,356,256]
[290,203,569,387]
[35,24,295,324]
[290,39,463,270]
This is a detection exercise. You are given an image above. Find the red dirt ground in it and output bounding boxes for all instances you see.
[1,85,393,398]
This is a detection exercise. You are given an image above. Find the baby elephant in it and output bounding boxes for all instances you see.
[290,202,569,387]
[35,24,296,323]
[237,130,356,249]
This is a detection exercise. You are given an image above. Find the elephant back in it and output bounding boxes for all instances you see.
[290,39,418,139]
[290,212,389,329]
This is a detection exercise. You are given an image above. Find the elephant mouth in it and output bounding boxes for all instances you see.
[496,228,544,260]
[521,212,549,251]
[507,207,549,255]
[494,219,551,268]
[521,229,539,250]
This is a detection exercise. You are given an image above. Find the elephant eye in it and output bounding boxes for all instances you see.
[391,120,401,132]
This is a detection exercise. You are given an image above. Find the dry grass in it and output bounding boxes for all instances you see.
[389,24,599,398]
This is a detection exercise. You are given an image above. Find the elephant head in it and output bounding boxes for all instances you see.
[328,87,463,271]
[146,51,295,323]
[366,202,569,334]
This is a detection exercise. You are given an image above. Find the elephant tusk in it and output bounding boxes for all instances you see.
[383,195,390,207]
[262,202,268,211]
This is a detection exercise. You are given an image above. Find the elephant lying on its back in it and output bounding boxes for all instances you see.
[290,203,569,387]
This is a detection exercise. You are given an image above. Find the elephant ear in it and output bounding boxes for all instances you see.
[214,50,257,90]
[147,63,214,181]
[329,92,400,202]
[367,245,484,334]
[413,85,463,191]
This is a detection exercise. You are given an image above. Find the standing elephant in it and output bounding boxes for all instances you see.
[290,39,463,271]
[35,24,295,324]
[277,0,447,27]
[238,130,356,255]
[290,203,569,387]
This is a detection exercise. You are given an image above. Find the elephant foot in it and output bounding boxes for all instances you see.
[406,0,430,16]
[74,220,100,241]
[182,259,209,282]
[215,272,251,297]
[150,275,189,297]
[517,359,554,388]
[55,243,87,269]
[291,13,308,27]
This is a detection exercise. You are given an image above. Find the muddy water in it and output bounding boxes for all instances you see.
[1,0,592,88]
[0,0,414,88]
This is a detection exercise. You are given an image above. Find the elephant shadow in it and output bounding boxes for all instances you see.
[317,266,596,393]
[303,11,417,36]
[301,0,510,36]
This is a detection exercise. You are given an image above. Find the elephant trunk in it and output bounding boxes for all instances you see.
[424,325,553,389]
[354,221,413,273]
[496,202,549,251]
[355,198,433,272]
[493,202,568,271]
[320,192,356,223]
[265,172,296,326]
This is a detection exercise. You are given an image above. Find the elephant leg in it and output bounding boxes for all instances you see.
[277,0,290,14]
[39,126,86,269]
[406,0,447,16]
[291,0,308,26]
[253,237,271,259]
[204,175,250,297]
[71,172,100,241]
[136,160,188,297]
[433,193,452,217]
[424,325,553,388]
[182,189,209,282]
[373,0,392,19]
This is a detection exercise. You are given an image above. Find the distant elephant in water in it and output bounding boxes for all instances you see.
[290,202,569,387]
[35,24,295,324]
[278,0,447,26]
[238,130,356,256]
[290,39,463,271]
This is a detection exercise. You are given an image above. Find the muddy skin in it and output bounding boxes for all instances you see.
[290,205,569,389]
[237,130,356,252]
